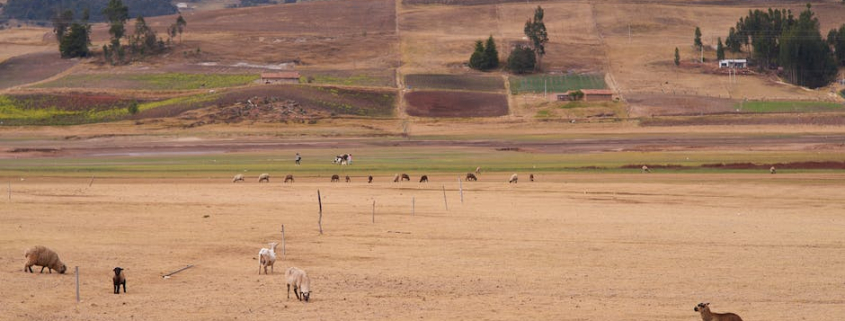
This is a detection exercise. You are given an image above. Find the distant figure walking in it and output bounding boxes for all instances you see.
[295,153,301,166]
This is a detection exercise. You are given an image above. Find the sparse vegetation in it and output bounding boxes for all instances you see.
[35,73,260,90]
[405,74,504,92]
[674,47,680,66]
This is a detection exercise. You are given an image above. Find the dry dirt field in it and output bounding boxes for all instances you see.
[2,173,844,320]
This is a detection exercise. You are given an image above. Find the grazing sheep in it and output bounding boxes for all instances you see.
[770,166,776,174]
[694,303,743,321]
[258,242,278,275]
[368,176,373,183]
[475,166,481,174]
[529,174,534,182]
[284,174,294,183]
[401,173,410,181]
[113,267,126,294]
[233,174,245,183]
[285,267,311,302]
[419,175,428,183]
[465,173,477,181]
[345,175,351,183]
[509,173,518,183]
[642,165,650,173]
[393,174,400,182]
[258,173,270,183]
[24,246,66,274]
[331,174,340,182]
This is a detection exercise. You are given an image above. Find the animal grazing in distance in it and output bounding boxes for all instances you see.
[694,303,743,321]
[331,174,340,182]
[465,173,477,181]
[509,173,518,183]
[286,267,311,302]
[368,176,373,183]
[233,174,245,183]
[24,246,66,274]
[258,173,270,183]
[475,166,481,174]
[642,165,650,173]
[401,173,410,181]
[113,267,126,294]
[345,175,351,183]
[284,174,294,183]
[419,175,428,183]
[529,174,534,182]
[770,166,776,174]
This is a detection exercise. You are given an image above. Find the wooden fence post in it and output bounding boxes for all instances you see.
[281,224,285,258]
[372,200,375,223]
[442,185,448,211]
[75,266,80,303]
[458,177,463,204]
[317,190,323,235]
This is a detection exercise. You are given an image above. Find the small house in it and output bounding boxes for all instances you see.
[176,3,189,9]
[260,71,301,84]
[718,59,747,69]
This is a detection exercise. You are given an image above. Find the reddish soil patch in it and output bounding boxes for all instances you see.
[0,51,77,89]
[405,91,508,117]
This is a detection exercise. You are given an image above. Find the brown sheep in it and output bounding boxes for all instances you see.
[694,303,743,321]
[368,176,373,183]
[113,267,126,294]
[24,246,66,274]
[529,174,534,182]
[401,173,410,181]
[284,174,294,183]
[258,173,270,183]
[331,174,340,182]
[393,174,400,182]
[345,175,351,183]
[419,175,428,183]
[465,173,477,181]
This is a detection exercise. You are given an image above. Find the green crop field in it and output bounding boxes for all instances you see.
[509,74,606,95]
[404,74,505,92]
[737,100,844,113]
[34,73,259,90]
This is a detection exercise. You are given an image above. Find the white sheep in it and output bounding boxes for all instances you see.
[642,165,650,173]
[508,173,518,183]
[285,267,311,302]
[770,166,776,174]
[24,246,67,274]
[258,242,278,275]
[694,303,743,321]
[233,174,245,183]
[258,173,270,183]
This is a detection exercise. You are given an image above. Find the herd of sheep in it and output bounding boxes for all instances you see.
[233,171,535,185]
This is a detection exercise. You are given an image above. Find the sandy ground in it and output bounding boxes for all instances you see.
[1,174,844,320]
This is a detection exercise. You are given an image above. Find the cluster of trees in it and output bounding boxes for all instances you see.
[466,6,547,74]
[100,0,186,64]
[826,24,845,67]
[469,36,498,71]
[54,9,91,58]
[3,0,176,23]
[717,4,841,88]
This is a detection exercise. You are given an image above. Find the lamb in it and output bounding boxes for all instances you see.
[258,173,270,183]
[642,165,650,173]
[258,242,278,275]
[770,166,776,174]
[368,176,373,183]
[419,175,428,183]
[401,173,410,181]
[24,246,66,274]
[475,166,481,174]
[465,173,477,181]
[113,267,126,294]
[694,303,743,321]
[233,174,245,183]
[285,267,311,302]
[345,175,351,183]
[284,174,294,183]
[509,173,518,183]
[393,174,400,182]
[529,174,534,182]
[331,174,340,182]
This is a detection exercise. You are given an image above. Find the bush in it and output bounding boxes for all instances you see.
[507,46,536,74]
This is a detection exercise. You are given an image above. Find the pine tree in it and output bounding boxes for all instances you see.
[59,22,90,58]
[175,14,187,44]
[674,47,680,66]
[716,37,725,60]
[52,9,74,42]
[778,4,838,88]
[694,27,702,49]
[469,40,486,70]
[483,35,499,70]
[103,0,129,64]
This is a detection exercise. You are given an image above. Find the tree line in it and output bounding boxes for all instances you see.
[3,0,176,23]
[468,6,547,74]
[54,0,186,65]
[691,4,842,88]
